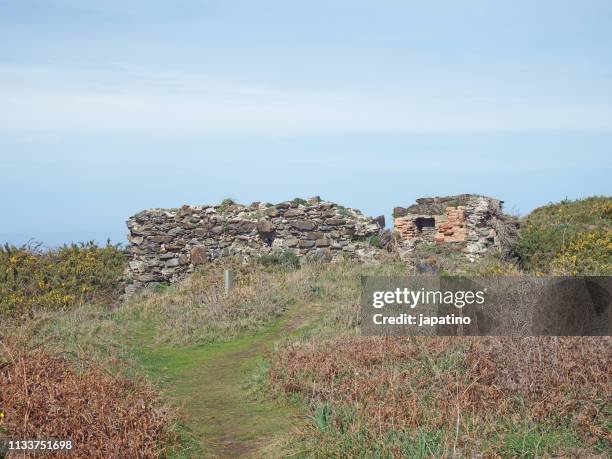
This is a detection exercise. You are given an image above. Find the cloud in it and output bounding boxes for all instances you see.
[1,66,612,139]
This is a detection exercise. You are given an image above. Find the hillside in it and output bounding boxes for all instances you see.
[516,196,611,275]
[1,196,610,458]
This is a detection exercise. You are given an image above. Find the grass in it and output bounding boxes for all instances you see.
[269,331,611,457]
[1,195,611,458]
[129,317,301,458]
[494,422,584,458]
[4,260,401,457]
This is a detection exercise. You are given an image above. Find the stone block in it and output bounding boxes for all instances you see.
[190,246,208,266]
[292,220,315,231]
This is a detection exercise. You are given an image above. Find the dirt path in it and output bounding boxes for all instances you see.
[136,303,323,458]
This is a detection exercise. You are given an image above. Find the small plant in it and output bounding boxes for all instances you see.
[257,250,300,270]
[310,404,332,432]
[335,206,353,218]
[367,234,381,247]
[217,198,236,214]
[151,283,170,294]
[291,198,308,206]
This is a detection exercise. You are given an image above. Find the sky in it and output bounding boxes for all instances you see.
[1,0,611,246]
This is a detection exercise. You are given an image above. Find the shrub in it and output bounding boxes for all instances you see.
[552,229,612,275]
[515,196,611,273]
[0,241,125,318]
[258,250,300,270]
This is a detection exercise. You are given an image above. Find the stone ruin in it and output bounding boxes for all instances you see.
[124,197,385,295]
[124,194,517,294]
[393,194,517,260]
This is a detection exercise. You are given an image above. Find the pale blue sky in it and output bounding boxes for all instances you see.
[1,1,611,246]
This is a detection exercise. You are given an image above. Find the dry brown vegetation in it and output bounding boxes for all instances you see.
[466,337,611,443]
[0,345,175,458]
[269,335,611,456]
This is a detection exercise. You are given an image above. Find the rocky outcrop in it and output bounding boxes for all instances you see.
[124,197,385,294]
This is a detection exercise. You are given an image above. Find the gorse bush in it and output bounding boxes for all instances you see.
[553,229,612,275]
[515,196,612,274]
[0,241,125,318]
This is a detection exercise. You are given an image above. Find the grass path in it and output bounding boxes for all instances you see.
[132,303,323,458]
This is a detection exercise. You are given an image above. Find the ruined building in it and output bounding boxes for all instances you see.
[124,194,517,294]
[393,194,517,259]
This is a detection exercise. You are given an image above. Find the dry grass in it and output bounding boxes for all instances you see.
[269,334,611,456]
[0,344,175,458]
[129,257,408,345]
[465,337,611,444]
[129,259,320,344]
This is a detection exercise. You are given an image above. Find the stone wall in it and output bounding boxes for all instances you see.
[124,194,518,294]
[124,197,385,294]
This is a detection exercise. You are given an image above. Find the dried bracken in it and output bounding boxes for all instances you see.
[270,335,611,452]
[0,346,174,458]
[464,337,612,444]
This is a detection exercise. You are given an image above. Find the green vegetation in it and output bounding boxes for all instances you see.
[291,197,308,205]
[257,249,300,270]
[217,198,236,214]
[2,196,611,457]
[335,205,354,218]
[0,241,124,318]
[515,196,612,274]
[367,234,381,247]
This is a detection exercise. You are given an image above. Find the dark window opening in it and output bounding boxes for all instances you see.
[262,234,275,246]
[414,217,435,232]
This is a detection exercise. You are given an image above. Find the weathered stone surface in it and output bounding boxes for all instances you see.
[165,258,179,267]
[256,220,274,234]
[190,246,208,266]
[292,220,316,231]
[373,215,385,228]
[124,197,385,294]
[306,231,324,240]
[298,239,315,248]
[129,235,144,245]
[265,207,280,217]
[284,208,305,217]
